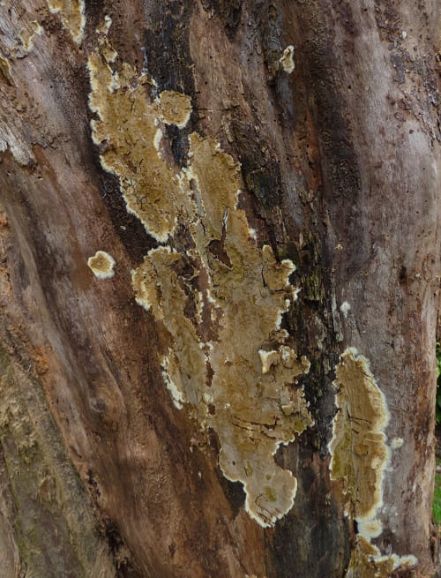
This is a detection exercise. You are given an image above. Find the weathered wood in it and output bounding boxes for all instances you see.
[0,1,440,577]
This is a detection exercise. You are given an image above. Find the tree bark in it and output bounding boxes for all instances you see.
[0,1,440,577]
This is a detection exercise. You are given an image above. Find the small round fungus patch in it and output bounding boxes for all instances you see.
[87,250,115,279]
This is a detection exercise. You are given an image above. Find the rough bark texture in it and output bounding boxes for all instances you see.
[0,1,440,577]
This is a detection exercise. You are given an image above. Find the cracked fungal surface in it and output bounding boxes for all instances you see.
[329,349,417,575]
[157,90,192,128]
[329,348,390,522]
[89,27,312,527]
[88,45,184,242]
[46,0,85,44]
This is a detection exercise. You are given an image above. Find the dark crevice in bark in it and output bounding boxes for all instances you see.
[143,1,195,95]
[200,0,243,39]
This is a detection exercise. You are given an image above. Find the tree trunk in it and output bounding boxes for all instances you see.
[0,1,440,577]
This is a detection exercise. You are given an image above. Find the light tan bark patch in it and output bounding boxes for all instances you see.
[19,21,44,52]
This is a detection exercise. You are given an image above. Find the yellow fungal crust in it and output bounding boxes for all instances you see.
[88,50,188,242]
[157,90,192,128]
[329,347,390,521]
[90,32,312,528]
[132,135,312,527]
[87,251,115,279]
[329,349,417,575]
[47,0,85,44]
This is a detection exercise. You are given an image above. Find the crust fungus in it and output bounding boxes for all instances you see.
[87,251,115,279]
[47,0,85,44]
[90,30,312,528]
[157,90,192,129]
[132,134,313,527]
[329,348,390,522]
[346,537,417,578]
[329,348,417,575]
[88,49,189,242]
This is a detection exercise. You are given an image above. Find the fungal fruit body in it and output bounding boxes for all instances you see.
[87,251,115,279]
[329,348,417,575]
[88,27,313,527]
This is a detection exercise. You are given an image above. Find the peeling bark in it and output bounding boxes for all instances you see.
[0,1,440,577]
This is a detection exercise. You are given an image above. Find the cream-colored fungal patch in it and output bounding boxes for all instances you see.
[279,45,295,74]
[157,90,192,128]
[87,250,115,279]
[329,348,390,521]
[130,129,312,528]
[90,32,312,527]
[356,518,382,540]
[391,437,403,449]
[47,0,85,44]
[88,50,186,242]
[19,21,44,52]
[259,349,279,374]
